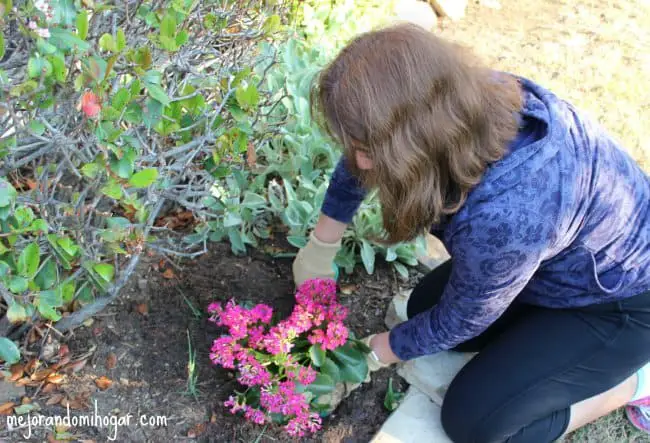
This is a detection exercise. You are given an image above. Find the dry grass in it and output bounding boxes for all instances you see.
[438,0,650,172]
[437,1,650,440]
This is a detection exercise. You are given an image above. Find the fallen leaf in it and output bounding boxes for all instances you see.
[31,368,55,381]
[136,303,149,316]
[246,143,257,168]
[177,211,193,221]
[187,422,206,438]
[105,353,117,370]
[63,359,88,374]
[47,434,62,443]
[21,397,31,404]
[46,394,65,406]
[15,377,31,386]
[47,373,65,384]
[14,403,40,415]
[340,284,357,295]
[10,363,25,381]
[61,397,86,410]
[51,355,71,371]
[0,402,15,415]
[42,383,58,394]
[95,376,112,390]
[25,358,39,374]
[55,423,70,433]
[162,268,175,279]
[83,318,94,327]
[210,412,217,423]
[58,344,70,357]
[80,91,101,118]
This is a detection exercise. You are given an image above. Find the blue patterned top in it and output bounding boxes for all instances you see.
[321,76,650,361]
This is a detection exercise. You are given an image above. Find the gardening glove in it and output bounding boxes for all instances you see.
[292,231,340,287]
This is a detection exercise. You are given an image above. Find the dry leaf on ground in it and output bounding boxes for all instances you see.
[0,402,15,415]
[95,376,113,390]
[136,303,149,316]
[106,353,117,369]
[46,394,65,406]
[162,268,175,279]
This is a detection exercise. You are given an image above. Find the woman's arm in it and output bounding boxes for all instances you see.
[387,206,557,361]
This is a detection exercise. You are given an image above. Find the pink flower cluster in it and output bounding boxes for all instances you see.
[208,278,349,437]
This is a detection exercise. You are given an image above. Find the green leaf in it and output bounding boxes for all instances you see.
[18,242,40,278]
[7,301,29,324]
[384,377,405,412]
[38,303,62,321]
[8,276,28,293]
[338,359,368,384]
[228,229,245,254]
[61,281,75,303]
[99,33,115,52]
[76,9,89,40]
[39,288,63,307]
[116,28,126,52]
[81,163,100,179]
[28,56,52,78]
[160,13,176,38]
[35,258,57,289]
[320,358,341,382]
[305,373,335,396]
[175,30,188,47]
[360,240,376,274]
[393,262,409,279]
[128,168,158,187]
[93,263,115,282]
[28,219,48,233]
[242,192,266,209]
[49,28,90,52]
[110,154,134,179]
[145,83,170,106]
[14,403,40,415]
[48,54,66,82]
[0,337,20,364]
[0,31,4,60]
[309,344,326,367]
[101,181,123,199]
[223,211,242,228]
[235,82,259,109]
[29,120,45,135]
[330,342,366,367]
[0,260,10,278]
[111,88,130,111]
[0,178,16,207]
[36,38,57,55]
[52,0,77,26]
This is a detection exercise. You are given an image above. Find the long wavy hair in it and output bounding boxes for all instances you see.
[312,23,522,243]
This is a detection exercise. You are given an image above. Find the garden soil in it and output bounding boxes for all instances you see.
[11,240,411,443]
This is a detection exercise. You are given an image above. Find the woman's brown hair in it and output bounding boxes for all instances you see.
[312,23,522,243]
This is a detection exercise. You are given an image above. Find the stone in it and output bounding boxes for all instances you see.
[385,288,411,329]
[0,379,26,404]
[371,386,452,442]
[428,0,467,21]
[392,0,438,31]
[397,351,474,406]
[417,233,450,270]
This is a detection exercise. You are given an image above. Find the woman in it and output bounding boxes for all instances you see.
[292,23,650,442]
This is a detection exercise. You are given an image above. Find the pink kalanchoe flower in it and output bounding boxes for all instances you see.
[224,395,245,414]
[307,329,326,347]
[243,406,267,425]
[324,320,348,350]
[209,336,241,369]
[297,365,317,385]
[237,356,272,387]
[250,304,273,324]
[326,303,349,322]
[286,305,313,333]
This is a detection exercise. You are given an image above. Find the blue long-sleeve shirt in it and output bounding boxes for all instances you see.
[321,76,650,361]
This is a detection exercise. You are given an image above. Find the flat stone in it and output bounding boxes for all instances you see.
[397,351,474,406]
[0,379,25,403]
[418,233,450,270]
[429,0,467,21]
[371,386,452,442]
[393,0,438,30]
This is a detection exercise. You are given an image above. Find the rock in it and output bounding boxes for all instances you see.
[371,386,452,442]
[385,288,411,329]
[392,0,438,30]
[428,0,467,21]
[0,379,26,403]
[480,0,502,9]
[397,351,474,406]
[417,234,450,271]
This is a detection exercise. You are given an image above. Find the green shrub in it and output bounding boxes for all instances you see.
[0,0,287,353]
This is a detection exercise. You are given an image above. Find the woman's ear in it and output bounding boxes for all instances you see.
[355,150,373,170]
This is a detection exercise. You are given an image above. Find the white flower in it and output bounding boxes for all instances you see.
[28,20,38,30]
[36,27,50,39]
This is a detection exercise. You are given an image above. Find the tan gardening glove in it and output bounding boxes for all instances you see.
[292,231,340,287]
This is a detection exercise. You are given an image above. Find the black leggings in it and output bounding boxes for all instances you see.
[407,260,650,443]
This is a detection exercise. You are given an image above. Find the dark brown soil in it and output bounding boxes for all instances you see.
[8,240,410,443]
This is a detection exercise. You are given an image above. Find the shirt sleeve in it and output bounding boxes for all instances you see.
[388,206,557,361]
[321,157,367,224]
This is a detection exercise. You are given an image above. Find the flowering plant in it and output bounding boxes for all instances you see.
[208,278,370,437]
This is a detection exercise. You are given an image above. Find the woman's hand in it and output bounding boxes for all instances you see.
[292,214,347,286]
[369,331,402,366]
